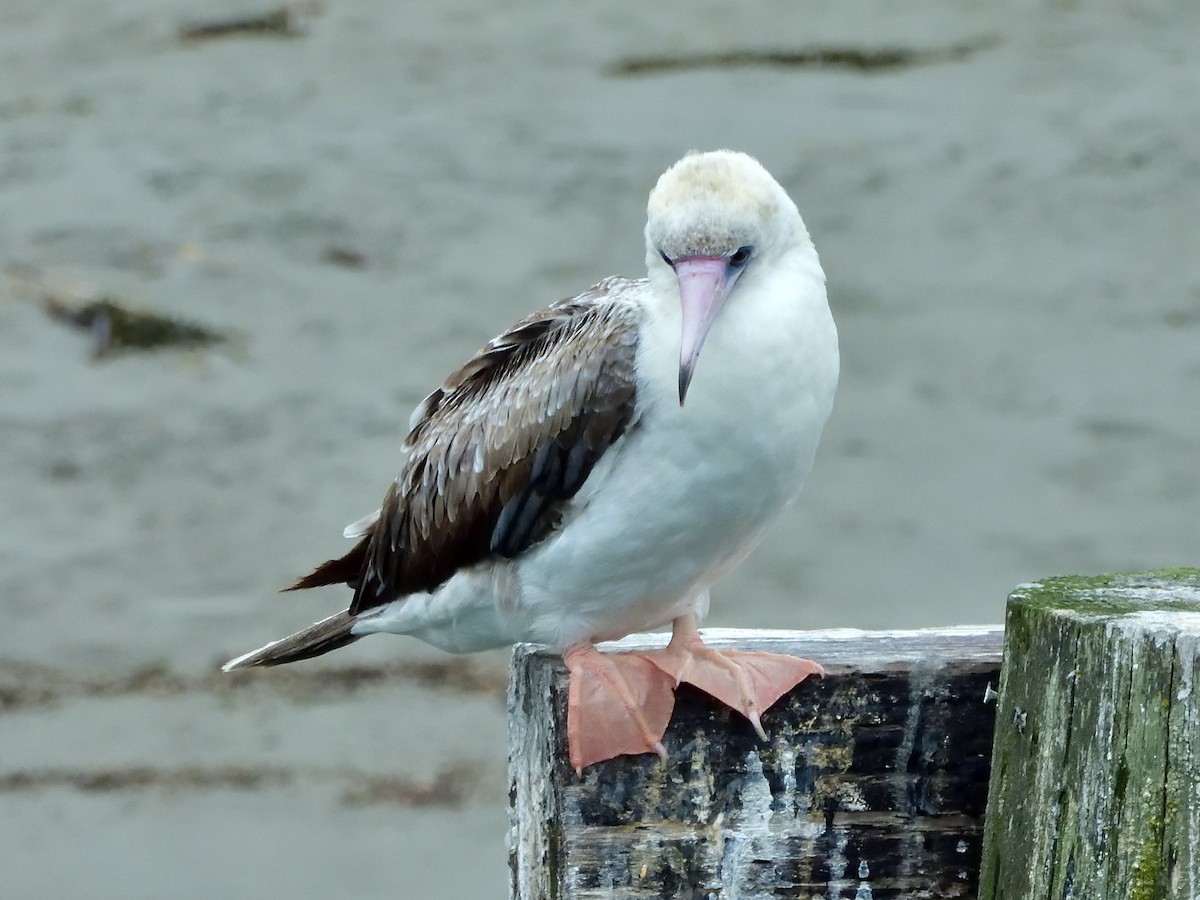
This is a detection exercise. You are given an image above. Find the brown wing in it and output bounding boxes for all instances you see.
[297,278,643,615]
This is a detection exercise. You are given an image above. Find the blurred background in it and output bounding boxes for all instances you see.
[1,0,1197,896]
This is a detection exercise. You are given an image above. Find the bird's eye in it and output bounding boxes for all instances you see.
[729,246,753,267]
[659,249,674,268]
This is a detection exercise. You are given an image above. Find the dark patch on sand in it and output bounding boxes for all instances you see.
[178,6,306,42]
[323,247,367,269]
[339,764,477,808]
[609,39,996,77]
[211,657,508,702]
[42,296,232,360]
[0,656,507,714]
[0,765,291,794]
[0,764,480,807]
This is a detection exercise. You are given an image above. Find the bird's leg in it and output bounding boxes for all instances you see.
[645,612,823,740]
[563,642,676,773]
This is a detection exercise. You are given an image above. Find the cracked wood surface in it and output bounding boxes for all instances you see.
[509,626,1002,899]
[979,570,1200,900]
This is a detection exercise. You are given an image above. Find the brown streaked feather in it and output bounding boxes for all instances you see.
[223,611,359,670]
[282,536,370,592]
[285,278,644,616]
[348,280,642,614]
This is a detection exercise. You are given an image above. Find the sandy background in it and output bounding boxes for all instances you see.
[1,0,1197,897]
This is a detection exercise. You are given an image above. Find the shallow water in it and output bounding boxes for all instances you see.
[2,0,1198,896]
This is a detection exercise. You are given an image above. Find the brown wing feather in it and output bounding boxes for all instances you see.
[327,278,643,615]
[282,536,370,592]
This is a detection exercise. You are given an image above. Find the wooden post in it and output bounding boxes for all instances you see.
[508,626,1002,899]
[979,569,1200,900]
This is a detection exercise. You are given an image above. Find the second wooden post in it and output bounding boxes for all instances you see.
[979,569,1200,900]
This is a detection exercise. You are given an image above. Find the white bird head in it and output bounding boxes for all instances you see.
[644,150,809,404]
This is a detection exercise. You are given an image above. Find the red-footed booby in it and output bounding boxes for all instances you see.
[224,150,839,772]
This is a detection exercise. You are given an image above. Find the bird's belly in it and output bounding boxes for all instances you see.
[512,383,823,648]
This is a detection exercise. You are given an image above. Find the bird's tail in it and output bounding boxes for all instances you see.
[221,611,360,671]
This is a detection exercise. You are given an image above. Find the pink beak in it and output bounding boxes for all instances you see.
[674,256,733,405]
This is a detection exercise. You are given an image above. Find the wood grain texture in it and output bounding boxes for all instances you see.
[979,570,1200,900]
[509,627,1003,899]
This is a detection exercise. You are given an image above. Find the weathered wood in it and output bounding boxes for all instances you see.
[508,626,1003,899]
[979,569,1200,900]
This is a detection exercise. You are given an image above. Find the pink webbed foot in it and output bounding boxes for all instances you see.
[563,644,677,773]
[646,618,823,740]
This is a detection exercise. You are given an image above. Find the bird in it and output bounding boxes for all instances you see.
[223,150,839,772]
